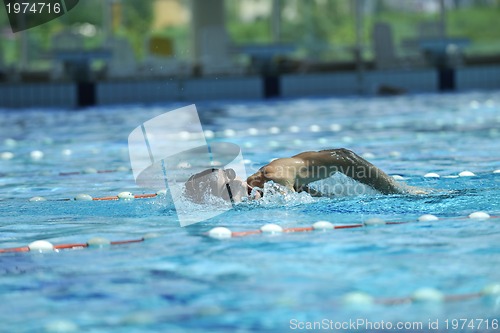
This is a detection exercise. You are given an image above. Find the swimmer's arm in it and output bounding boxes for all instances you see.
[247,158,301,192]
[294,148,403,194]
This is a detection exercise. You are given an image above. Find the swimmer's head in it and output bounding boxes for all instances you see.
[184,168,248,204]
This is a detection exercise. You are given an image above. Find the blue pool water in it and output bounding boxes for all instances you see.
[1,91,500,332]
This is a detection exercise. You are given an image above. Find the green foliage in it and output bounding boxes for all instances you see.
[447,6,500,54]
[225,0,272,44]
[2,0,500,67]
[227,19,273,44]
[447,6,500,40]
[150,25,191,58]
[61,0,103,26]
[119,0,153,59]
[0,2,8,27]
[226,1,500,60]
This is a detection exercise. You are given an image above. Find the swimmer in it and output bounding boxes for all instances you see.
[184,148,423,203]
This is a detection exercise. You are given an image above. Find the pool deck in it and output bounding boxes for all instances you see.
[1,65,500,108]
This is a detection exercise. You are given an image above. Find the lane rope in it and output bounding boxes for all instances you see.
[28,191,165,202]
[1,215,499,308]
[1,210,498,307]
[6,175,500,308]
[2,212,497,251]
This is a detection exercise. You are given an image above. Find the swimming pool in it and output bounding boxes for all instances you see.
[1,91,499,333]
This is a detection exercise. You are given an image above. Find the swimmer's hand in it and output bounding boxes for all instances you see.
[248,185,263,200]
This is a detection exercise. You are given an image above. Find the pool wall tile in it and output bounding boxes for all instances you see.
[0,83,76,108]
[282,73,360,97]
[366,69,438,93]
[2,66,500,108]
[181,77,263,100]
[282,70,438,97]
[96,77,263,104]
[456,66,500,91]
[96,80,180,105]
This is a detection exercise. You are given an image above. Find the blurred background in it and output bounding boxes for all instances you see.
[1,0,500,107]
